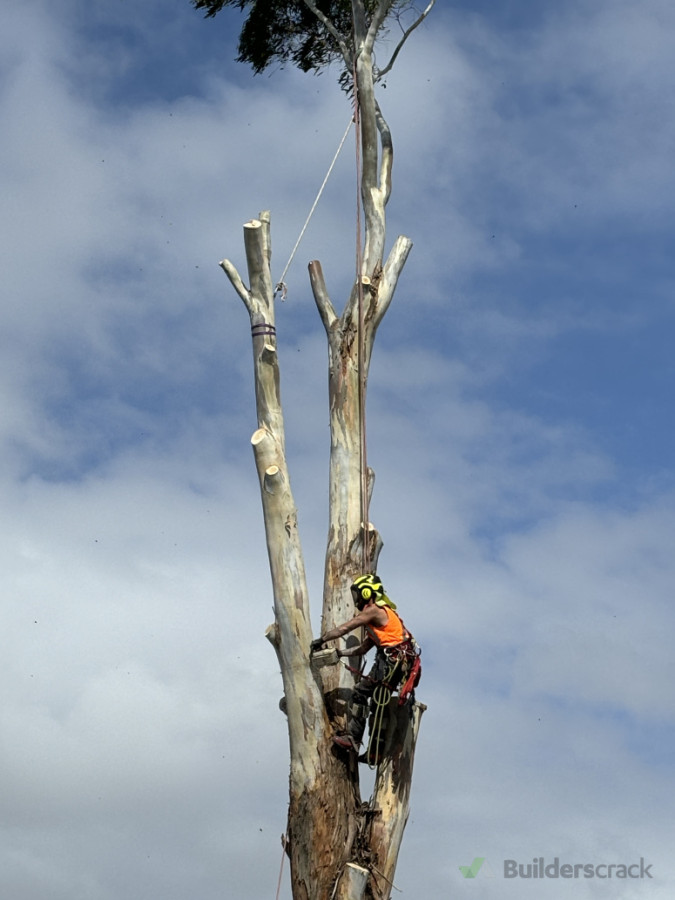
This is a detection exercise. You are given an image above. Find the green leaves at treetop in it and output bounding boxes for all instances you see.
[191,0,379,78]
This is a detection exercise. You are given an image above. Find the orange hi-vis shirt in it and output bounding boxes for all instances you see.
[366,606,409,648]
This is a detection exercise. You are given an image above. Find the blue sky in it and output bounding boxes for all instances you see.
[2,1,674,898]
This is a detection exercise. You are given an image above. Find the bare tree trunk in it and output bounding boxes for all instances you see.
[218,2,433,896]
[222,215,359,900]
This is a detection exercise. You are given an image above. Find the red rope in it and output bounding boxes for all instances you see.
[275,834,288,900]
[353,60,370,576]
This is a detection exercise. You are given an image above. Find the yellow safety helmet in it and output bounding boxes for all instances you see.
[351,574,397,610]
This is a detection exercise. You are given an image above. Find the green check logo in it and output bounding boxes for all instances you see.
[459,857,485,879]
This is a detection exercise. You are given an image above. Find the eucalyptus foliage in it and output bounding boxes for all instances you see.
[192,0,416,85]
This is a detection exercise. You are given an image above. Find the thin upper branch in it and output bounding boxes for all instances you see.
[365,0,396,54]
[301,0,352,66]
[375,0,437,81]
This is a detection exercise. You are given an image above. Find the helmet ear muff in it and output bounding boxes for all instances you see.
[361,586,372,601]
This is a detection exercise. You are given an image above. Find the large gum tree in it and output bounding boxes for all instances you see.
[191,2,435,898]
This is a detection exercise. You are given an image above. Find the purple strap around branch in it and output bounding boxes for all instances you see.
[251,323,276,338]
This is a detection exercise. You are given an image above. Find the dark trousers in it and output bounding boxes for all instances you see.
[347,649,404,744]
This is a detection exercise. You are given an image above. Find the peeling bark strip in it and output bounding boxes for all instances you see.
[216,2,435,896]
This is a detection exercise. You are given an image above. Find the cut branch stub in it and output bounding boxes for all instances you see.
[264,464,282,494]
[350,521,382,574]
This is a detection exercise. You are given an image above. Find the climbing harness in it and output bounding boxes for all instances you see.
[361,640,422,767]
[347,635,422,768]
[274,116,354,300]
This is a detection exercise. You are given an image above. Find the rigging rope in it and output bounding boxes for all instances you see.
[275,117,354,300]
[353,65,370,577]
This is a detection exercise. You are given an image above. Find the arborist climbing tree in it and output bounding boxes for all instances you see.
[191,2,436,899]
[311,574,421,765]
